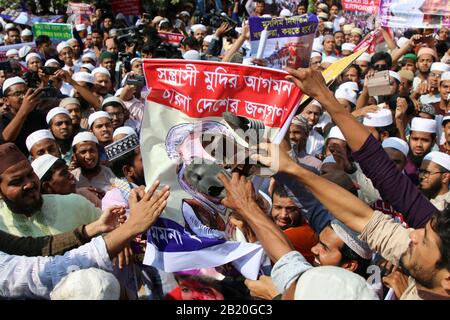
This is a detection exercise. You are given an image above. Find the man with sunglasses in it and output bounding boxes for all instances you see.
[418,151,450,211]
[0,77,47,156]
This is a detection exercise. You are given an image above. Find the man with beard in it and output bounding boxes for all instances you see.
[0,143,100,237]
[59,98,84,136]
[301,100,324,157]
[46,107,74,164]
[92,67,113,98]
[413,48,437,91]
[419,63,450,113]
[406,117,437,185]
[419,151,450,211]
[71,132,116,194]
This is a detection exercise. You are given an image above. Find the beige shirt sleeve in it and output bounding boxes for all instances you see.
[359,210,413,266]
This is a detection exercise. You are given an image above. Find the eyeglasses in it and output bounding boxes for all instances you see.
[418,169,446,178]
[7,91,26,98]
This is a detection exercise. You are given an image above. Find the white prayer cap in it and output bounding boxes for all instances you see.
[440,71,450,83]
[388,71,401,82]
[6,49,18,57]
[183,50,201,60]
[56,41,70,53]
[26,129,55,152]
[280,9,292,18]
[430,62,450,73]
[76,24,87,31]
[45,59,61,67]
[59,97,80,108]
[50,268,120,300]
[356,52,371,62]
[179,11,190,17]
[88,111,111,128]
[317,12,328,20]
[46,107,71,124]
[92,67,110,77]
[25,52,41,63]
[73,72,95,84]
[31,154,60,180]
[311,100,322,109]
[363,108,393,127]
[113,126,136,139]
[335,87,357,105]
[2,76,26,93]
[342,24,354,33]
[311,51,322,59]
[102,96,125,109]
[442,115,450,125]
[130,58,142,65]
[396,37,409,48]
[191,24,207,33]
[18,45,32,58]
[339,81,359,92]
[341,43,356,51]
[351,27,363,35]
[21,29,33,37]
[328,126,346,141]
[82,51,97,63]
[382,137,409,157]
[81,63,95,72]
[424,151,450,171]
[67,38,78,44]
[72,131,99,147]
[203,35,214,43]
[324,21,333,30]
[294,266,379,300]
[322,56,338,64]
[5,23,15,31]
[322,155,336,164]
[411,117,437,133]
[330,219,373,259]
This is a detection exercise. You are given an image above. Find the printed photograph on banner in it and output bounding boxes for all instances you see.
[249,13,318,70]
[379,0,450,28]
[140,59,304,277]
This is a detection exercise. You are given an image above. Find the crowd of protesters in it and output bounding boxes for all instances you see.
[0,0,449,300]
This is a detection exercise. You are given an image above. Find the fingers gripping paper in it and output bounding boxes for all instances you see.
[141,60,303,278]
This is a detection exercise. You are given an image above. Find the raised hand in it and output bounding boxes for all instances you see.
[284,67,328,99]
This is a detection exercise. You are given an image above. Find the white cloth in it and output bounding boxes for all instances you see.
[306,130,325,157]
[0,236,112,299]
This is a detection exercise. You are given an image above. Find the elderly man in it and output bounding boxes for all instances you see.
[0,143,100,237]
[71,132,116,193]
[0,77,47,156]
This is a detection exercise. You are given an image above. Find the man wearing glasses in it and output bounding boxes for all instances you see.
[418,151,450,211]
[0,77,47,156]
[419,63,450,114]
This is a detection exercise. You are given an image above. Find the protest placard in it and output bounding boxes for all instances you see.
[141,59,304,277]
[342,0,380,14]
[158,32,184,46]
[112,0,141,16]
[66,2,94,25]
[379,0,450,28]
[249,13,318,70]
[33,23,73,41]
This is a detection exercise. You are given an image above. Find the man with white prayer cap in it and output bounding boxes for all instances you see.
[92,67,112,96]
[382,137,410,172]
[18,45,32,60]
[279,9,292,18]
[310,51,322,71]
[71,131,116,193]
[113,126,136,142]
[301,100,325,157]
[26,129,61,160]
[438,72,450,115]
[45,59,62,68]
[80,64,95,73]
[81,51,97,66]
[57,41,75,72]
[183,50,201,60]
[362,108,395,142]
[355,52,371,76]
[420,63,450,107]
[325,126,349,162]
[191,24,207,43]
[335,84,357,112]
[5,49,19,60]
[21,28,33,42]
[0,77,47,156]
[350,27,363,45]
[419,151,450,210]
[25,53,42,72]
[67,38,82,61]
[47,107,74,164]
[341,43,356,57]
[88,112,114,164]
[406,117,437,185]
[59,97,83,135]
[76,24,88,39]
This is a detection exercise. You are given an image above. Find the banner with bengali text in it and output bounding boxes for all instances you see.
[141,59,304,277]
[249,13,318,70]
[112,0,142,16]
[158,32,184,46]
[33,23,73,41]
[378,0,450,28]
